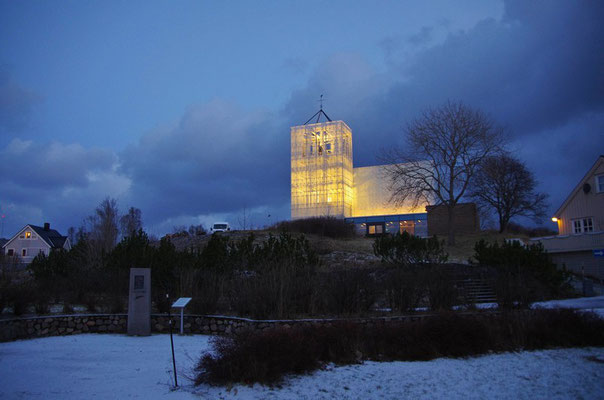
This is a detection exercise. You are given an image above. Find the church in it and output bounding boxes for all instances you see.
[290,109,429,236]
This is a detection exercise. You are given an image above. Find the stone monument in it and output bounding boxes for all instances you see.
[127,268,151,336]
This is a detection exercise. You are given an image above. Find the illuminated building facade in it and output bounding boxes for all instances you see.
[291,111,429,236]
[291,120,353,219]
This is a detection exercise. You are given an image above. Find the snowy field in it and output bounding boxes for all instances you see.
[0,296,603,400]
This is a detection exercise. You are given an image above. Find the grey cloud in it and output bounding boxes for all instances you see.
[0,139,116,190]
[0,139,127,236]
[0,68,42,135]
[120,100,291,225]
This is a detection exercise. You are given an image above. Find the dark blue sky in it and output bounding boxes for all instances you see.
[1,0,602,237]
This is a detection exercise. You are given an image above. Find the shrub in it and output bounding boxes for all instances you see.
[374,232,448,266]
[227,234,320,319]
[472,240,570,308]
[425,266,459,311]
[319,269,378,315]
[385,268,425,312]
[196,309,604,385]
[273,217,355,239]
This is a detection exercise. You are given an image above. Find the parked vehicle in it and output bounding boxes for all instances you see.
[210,222,230,233]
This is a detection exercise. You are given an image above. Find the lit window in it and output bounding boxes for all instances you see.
[367,224,384,235]
[25,231,31,238]
[597,175,604,193]
[572,217,594,234]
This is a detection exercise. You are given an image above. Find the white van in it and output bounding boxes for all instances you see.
[210,222,231,233]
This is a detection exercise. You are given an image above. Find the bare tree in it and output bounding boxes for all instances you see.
[469,154,548,233]
[88,197,120,252]
[120,207,143,238]
[381,101,505,245]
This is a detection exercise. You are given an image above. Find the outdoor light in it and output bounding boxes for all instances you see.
[551,217,558,222]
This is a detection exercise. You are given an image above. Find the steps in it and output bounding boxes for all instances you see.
[460,278,497,303]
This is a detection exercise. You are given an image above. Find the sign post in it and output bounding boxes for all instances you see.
[171,297,192,335]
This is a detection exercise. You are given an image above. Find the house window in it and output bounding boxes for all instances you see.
[309,145,313,155]
[25,231,32,238]
[572,217,594,234]
[597,175,604,193]
[22,249,27,257]
[325,142,332,154]
[7,249,14,256]
[367,223,384,235]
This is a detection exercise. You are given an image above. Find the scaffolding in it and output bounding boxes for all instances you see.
[291,120,353,219]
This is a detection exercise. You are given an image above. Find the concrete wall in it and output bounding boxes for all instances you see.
[426,203,479,236]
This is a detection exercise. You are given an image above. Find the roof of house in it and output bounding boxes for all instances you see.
[554,155,604,216]
[1,224,69,250]
[28,225,69,248]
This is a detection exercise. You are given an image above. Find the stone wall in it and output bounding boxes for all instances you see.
[426,203,479,236]
[0,313,449,342]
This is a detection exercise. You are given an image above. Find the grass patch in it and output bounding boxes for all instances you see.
[195,309,604,385]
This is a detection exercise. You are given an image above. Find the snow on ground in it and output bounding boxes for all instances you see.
[472,295,604,318]
[533,295,604,317]
[0,297,603,399]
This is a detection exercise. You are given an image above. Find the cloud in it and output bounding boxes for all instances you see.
[0,67,42,135]
[0,139,116,189]
[0,139,128,234]
[120,99,291,227]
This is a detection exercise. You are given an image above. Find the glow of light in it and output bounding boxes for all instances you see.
[551,217,558,222]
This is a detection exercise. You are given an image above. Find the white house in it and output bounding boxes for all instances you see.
[2,223,71,265]
[532,155,604,279]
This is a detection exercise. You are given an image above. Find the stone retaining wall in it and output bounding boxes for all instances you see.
[0,313,492,342]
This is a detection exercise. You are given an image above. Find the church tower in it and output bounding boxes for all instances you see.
[291,109,353,219]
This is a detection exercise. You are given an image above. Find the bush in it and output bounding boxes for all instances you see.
[196,309,604,385]
[319,269,378,315]
[472,240,570,308]
[374,232,448,266]
[385,268,425,312]
[227,234,320,319]
[273,217,355,239]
